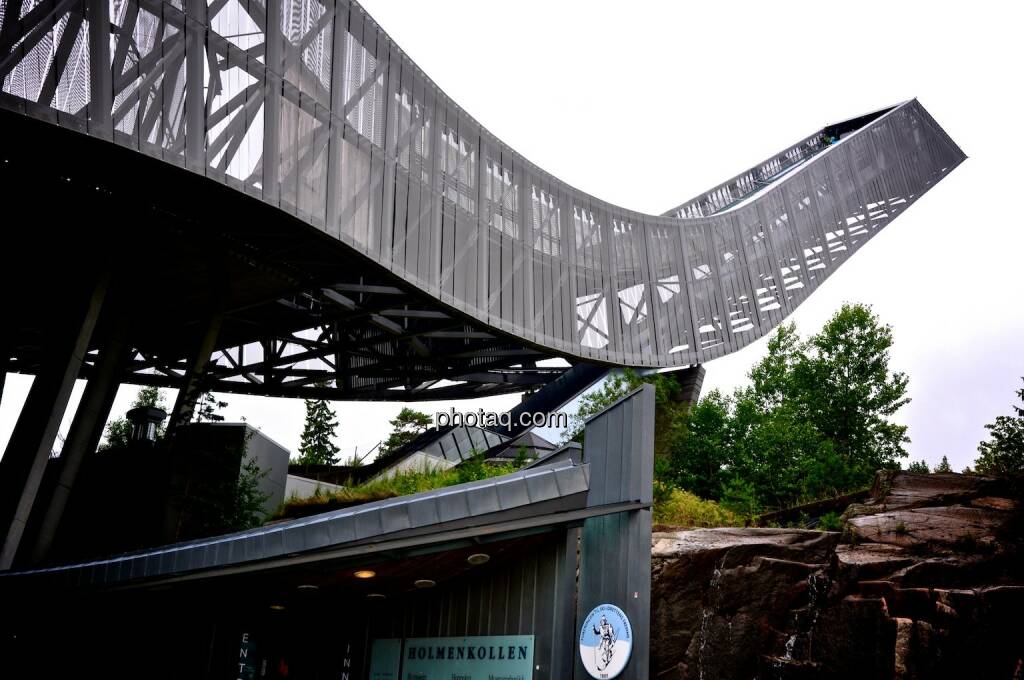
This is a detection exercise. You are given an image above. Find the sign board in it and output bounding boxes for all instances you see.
[236,632,257,680]
[369,635,535,680]
[579,604,632,679]
[368,639,402,680]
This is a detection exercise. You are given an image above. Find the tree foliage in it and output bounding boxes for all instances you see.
[934,455,953,473]
[179,431,270,537]
[100,386,168,450]
[669,304,910,512]
[565,368,691,465]
[296,396,340,465]
[907,460,930,474]
[570,304,910,516]
[195,391,228,423]
[379,407,433,457]
[974,378,1024,476]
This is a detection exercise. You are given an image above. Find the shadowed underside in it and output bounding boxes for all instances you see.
[0,0,964,400]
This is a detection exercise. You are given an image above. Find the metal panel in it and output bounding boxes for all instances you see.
[1,461,590,585]
[0,0,965,377]
[575,384,655,680]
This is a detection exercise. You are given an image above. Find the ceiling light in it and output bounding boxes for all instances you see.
[354,570,376,579]
[297,584,319,591]
[366,593,387,600]
[414,579,436,589]
[269,604,286,611]
[467,553,490,566]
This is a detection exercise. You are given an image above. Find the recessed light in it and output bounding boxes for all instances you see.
[297,584,319,591]
[366,593,387,600]
[414,579,436,589]
[269,604,286,611]
[354,570,376,579]
[467,553,490,566]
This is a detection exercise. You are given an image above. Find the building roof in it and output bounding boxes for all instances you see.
[2,460,591,588]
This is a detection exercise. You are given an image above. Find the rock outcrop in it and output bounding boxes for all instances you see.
[650,472,1023,679]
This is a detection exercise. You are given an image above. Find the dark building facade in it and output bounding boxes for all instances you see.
[1,386,655,680]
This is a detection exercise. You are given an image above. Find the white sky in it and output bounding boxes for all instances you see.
[2,0,1022,472]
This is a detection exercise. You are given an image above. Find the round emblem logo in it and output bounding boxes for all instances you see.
[579,603,632,679]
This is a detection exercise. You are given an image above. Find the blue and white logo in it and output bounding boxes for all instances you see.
[579,603,632,679]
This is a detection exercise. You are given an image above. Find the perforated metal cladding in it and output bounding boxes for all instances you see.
[0,0,964,367]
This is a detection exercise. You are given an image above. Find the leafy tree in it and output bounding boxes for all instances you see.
[178,431,270,538]
[934,455,953,473]
[660,303,909,511]
[798,304,910,473]
[379,407,433,457]
[974,378,1024,475]
[907,460,930,474]
[227,455,271,530]
[195,391,228,423]
[100,386,167,450]
[296,395,340,465]
[665,389,731,500]
[565,368,690,463]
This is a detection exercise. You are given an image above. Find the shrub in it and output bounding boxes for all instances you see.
[818,511,843,532]
[653,487,742,528]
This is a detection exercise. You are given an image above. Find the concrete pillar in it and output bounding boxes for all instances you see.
[0,278,107,569]
[29,318,130,565]
[671,363,706,405]
[166,312,222,437]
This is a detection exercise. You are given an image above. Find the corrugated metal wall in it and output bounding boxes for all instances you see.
[368,530,578,679]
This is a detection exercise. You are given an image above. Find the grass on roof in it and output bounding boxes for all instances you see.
[272,455,523,521]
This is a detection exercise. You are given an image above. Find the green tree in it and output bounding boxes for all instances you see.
[974,378,1024,475]
[934,455,953,473]
[566,368,690,463]
[907,460,930,474]
[178,432,270,538]
[296,396,340,465]
[99,386,167,450]
[379,407,433,457]
[195,391,228,423]
[797,304,910,473]
[665,389,732,500]
[661,303,910,511]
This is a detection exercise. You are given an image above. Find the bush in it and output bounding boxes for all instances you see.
[818,511,843,532]
[653,486,742,528]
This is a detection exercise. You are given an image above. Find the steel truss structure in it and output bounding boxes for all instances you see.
[0,0,964,400]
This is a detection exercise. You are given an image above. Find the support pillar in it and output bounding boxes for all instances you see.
[29,318,130,565]
[670,363,705,405]
[166,312,223,437]
[0,278,107,569]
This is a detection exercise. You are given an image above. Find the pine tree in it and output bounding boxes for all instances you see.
[907,460,930,474]
[195,391,228,423]
[297,396,340,465]
[379,407,433,457]
[974,377,1024,476]
[934,455,952,473]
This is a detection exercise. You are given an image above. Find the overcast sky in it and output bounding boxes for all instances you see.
[2,0,1021,472]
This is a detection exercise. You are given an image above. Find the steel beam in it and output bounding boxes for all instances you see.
[28,317,131,566]
[0,277,107,569]
[166,311,223,436]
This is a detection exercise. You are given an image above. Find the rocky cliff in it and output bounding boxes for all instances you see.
[650,472,1023,679]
